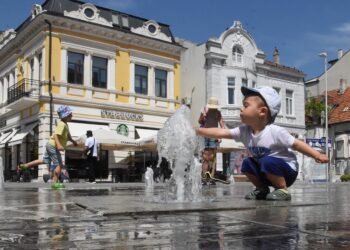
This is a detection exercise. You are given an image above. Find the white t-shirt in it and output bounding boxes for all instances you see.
[229,124,298,171]
[85,137,98,157]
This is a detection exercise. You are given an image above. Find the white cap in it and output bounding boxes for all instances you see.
[241,86,281,123]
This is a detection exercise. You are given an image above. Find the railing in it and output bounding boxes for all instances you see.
[7,78,40,105]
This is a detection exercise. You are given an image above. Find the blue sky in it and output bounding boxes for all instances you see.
[1,0,350,80]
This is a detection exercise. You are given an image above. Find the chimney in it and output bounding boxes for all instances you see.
[338,49,343,59]
[339,78,347,94]
[273,47,280,64]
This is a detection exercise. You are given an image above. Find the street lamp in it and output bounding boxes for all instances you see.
[319,52,329,182]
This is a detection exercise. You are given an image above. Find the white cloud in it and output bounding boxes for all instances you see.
[335,22,350,34]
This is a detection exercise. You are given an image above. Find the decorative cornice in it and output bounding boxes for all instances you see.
[64,3,113,28]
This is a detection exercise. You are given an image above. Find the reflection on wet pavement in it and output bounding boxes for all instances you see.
[0,182,349,249]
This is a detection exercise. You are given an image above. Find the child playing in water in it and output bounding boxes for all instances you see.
[18,105,77,187]
[198,97,225,179]
[196,86,328,200]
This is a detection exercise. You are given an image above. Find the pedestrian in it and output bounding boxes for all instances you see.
[85,130,99,184]
[196,86,328,201]
[201,148,216,185]
[17,105,78,188]
[198,97,225,178]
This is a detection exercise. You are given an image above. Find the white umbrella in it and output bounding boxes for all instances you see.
[69,128,140,151]
[217,139,245,153]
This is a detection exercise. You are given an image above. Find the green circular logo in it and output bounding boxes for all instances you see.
[116,124,129,137]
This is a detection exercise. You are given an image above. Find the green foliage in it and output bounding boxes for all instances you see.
[340,174,350,182]
[305,98,325,115]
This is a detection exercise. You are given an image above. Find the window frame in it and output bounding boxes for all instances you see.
[227,77,235,104]
[286,89,294,115]
[92,56,108,89]
[67,51,84,85]
[135,64,148,95]
[155,68,167,98]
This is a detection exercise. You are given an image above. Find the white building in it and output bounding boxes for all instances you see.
[180,21,306,173]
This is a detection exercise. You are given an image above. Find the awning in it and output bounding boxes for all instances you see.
[135,128,158,151]
[0,131,12,144]
[136,128,158,140]
[8,123,38,147]
[0,129,18,148]
[67,122,109,138]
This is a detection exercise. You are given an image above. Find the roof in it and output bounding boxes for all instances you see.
[264,60,304,75]
[15,0,176,44]
[315,87,350,125]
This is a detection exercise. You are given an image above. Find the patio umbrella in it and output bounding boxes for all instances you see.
[68,128,140,151]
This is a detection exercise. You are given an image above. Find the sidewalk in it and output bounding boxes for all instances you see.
[0,181,349,249]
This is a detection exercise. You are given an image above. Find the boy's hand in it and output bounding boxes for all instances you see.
[315,153,329,163]
[57,145,64,151]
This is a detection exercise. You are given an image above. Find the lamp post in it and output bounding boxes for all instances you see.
[319,52,329,182]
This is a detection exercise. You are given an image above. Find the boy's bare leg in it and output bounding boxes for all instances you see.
[53,165,62,183]
[210,154,216,177]
[245,172,265,189]
[19,159,44,169]
[202,161,209,176]
[265,173,287,189]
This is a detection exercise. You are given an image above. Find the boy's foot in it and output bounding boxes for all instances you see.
[266,189,291,201]
[51,183,65,189]
[17,164,28,171]
[244,187,270,200]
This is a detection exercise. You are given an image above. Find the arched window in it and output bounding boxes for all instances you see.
[232,45,243,63]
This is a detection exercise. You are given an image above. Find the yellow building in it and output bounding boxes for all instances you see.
[0,0,182,182]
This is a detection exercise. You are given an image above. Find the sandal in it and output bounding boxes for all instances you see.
[244,187,270,200]
[266,189,291,201]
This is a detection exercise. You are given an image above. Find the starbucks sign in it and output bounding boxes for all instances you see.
[116,124,129,137]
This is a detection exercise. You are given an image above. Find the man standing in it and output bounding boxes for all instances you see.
[85,130,99,184]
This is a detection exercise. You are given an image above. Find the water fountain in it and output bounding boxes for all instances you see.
[156,105,203,202]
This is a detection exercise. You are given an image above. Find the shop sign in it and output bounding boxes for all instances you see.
[101,110,143,121]
[116,124,129,137]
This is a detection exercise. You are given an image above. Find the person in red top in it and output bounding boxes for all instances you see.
[198,97,225,182]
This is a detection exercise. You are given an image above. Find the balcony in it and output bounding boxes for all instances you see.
[6,78,40,111]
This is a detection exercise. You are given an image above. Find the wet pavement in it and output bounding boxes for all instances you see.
[0,181,350,249]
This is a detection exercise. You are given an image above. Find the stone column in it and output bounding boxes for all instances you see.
[129,62,135,104]
[84,52,92,98]
[108,56,116,102]
[168,70,175,110]
[148,66,155,106]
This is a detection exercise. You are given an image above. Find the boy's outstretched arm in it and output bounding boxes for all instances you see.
[195,127,232,139]
[292,139,329,163]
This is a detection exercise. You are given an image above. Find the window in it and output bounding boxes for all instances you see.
[227,77,235,104]
[232,45,243,63]
[155,69,167,98]
[336,140,344,158]
[68,52,84,84]
[92,56,107,88]
[242,78,247,87]
[135,65,148,95]
[286,90,293,115]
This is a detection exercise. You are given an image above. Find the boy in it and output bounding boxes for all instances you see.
[18,105,77,187]
[196,86,328,201]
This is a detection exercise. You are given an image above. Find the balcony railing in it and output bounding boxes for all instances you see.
[7,78,40,105]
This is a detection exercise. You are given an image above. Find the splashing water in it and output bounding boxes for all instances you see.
[145,167,154,189]
[157,105,203,202]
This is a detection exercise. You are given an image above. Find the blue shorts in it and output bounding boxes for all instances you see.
[43,143,63,167]
[241,156,298,187]
[204,138,218,149]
